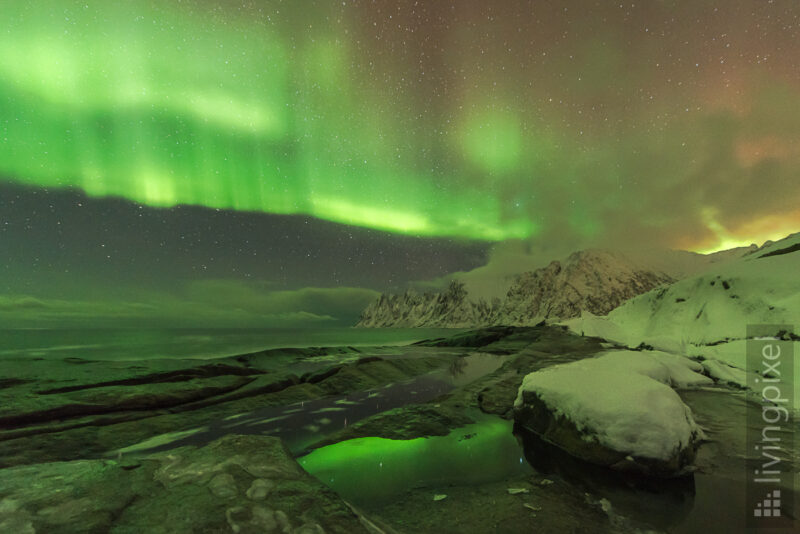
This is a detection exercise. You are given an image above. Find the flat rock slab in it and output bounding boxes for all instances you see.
[0,434,369,534]
[0,348,446,467]
[367,476,614,534]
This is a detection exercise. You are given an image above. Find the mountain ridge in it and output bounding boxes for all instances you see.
[357,249,675,328]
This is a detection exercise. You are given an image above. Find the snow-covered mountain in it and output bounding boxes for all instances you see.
[564,232,800,406]
[355,280,496,328]
[567,233,800,346]
[494,249,674,325]
[357,249,674,327]
[624,243,759,279]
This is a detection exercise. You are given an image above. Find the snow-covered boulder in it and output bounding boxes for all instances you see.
[514,350,710,477]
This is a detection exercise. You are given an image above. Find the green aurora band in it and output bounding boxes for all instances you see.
[0,1,543,240]
[5,1,796,250]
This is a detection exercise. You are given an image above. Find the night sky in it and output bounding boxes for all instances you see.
[2,1,799,327]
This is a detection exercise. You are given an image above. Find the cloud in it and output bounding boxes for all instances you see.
[409,239,591,300]
[182,280,379,319]
[0,282,379,328]
[0,296,49,310]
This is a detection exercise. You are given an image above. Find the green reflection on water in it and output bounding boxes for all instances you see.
[298,416,530,504]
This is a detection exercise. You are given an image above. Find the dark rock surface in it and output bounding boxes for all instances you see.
[309,405,476,448]
[0,326,639,533]
[0,434,369,534]
[368,475,615,534]
[306,325,607,444]
[0,347,446,467]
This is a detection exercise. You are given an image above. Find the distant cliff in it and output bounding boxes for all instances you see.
[356,249,674,327]
[494,249,675,325]
[356,280,498,328]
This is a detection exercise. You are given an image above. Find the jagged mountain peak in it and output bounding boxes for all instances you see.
[496,248,674,325]
[357,248,674,328]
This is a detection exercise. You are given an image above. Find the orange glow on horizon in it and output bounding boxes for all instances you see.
[691,209,800,254]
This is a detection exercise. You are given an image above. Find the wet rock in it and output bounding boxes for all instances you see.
[372,477,613,533]
[295,523,326,534]
[0,348,447,468]
[310,404,474,447]
[246,478,275,500]
[0,499,35,534]
[208,473,239,498]
[0,435,368,533]
[227,505,294,534]
[414,326,518,347]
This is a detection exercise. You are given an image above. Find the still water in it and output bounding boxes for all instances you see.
[0,327,463,361]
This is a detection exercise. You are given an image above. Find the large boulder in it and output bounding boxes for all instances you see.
[513,350,710,477]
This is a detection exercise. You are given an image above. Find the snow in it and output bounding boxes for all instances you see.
[495,249,673,325]
[623,243,758,279]
[562,232,800,410]
[515,350,710,462]
[358,248,673,327]
[700,359,749,389]
[646,351,714,388]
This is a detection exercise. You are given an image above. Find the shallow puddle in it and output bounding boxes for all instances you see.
[297,387,798,533]
[297,415,532,505]
[672,389,799,532]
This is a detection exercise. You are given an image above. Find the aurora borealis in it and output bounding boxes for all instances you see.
[2,0,800,325]
[1,0,538,240]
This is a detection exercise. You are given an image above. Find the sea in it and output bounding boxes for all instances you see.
[0,327,463,361]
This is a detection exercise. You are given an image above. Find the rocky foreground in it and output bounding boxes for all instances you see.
[0,326,620,532]
[0,434,367,534]
[0,345,444,467]
[0,325,791,532]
